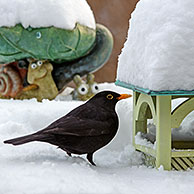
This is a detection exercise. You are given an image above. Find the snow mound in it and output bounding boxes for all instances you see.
[117,0,194,91]
[2,83,194,193]
[0,0,96,30]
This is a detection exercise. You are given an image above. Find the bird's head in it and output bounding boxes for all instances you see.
[88,91,132,110]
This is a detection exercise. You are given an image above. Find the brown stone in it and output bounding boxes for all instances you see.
[87,0,139,82]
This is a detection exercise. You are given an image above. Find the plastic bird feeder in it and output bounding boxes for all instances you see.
[116,0,194,170]
[115,82,194,170]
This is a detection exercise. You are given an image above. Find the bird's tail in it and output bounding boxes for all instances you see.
[4,133,39,146]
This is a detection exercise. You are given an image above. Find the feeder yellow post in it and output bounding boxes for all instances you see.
[155,96,172,170]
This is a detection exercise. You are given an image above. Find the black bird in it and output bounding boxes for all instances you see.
[4,91,131,165]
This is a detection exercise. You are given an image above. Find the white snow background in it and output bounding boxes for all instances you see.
[1,83,194,194]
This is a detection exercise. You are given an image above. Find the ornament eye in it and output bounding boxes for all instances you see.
[78,84,88,95]
[37,61,43,66]
[106,94,113,100]
[31,63,37,69]
[91,83,99,94]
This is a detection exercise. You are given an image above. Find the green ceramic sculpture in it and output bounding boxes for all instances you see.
[0,23,113,101]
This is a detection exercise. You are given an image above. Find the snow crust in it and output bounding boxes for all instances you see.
[1,83,194,193]
[0,0,96,30]
[117,0,194,91]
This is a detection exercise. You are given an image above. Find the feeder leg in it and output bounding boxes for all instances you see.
[133,91,137,146]
[155,96,172,170]
[133,91,148,146]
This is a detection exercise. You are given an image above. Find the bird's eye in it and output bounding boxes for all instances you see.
[106,94,113,100]
[31,63,37,69]
[78,84,88,95]
[37,61,43,66]
[91,83,99,94]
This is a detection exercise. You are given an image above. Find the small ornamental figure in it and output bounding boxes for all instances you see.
[72,73,99,101]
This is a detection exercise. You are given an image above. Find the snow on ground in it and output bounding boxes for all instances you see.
[0,0,95,29]
[1,83,194,194]
[117,0,194,91]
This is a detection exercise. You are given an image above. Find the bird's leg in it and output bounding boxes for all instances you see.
[67,152,72,157]
[87,153,96,166]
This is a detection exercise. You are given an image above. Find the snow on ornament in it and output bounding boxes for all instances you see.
[0,0,113,101]
[0,0,96,30]
[116,0,194,93]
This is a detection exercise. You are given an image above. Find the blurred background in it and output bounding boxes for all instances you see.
[87,0,139,82]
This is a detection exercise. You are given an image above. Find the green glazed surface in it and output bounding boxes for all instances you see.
[0,23,96,63]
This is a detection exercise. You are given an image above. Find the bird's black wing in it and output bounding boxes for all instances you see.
[38,102,118,137]
[41,115,114,137]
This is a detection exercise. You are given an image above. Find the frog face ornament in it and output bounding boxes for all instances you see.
[72,73,99,101]
[19,59,58,101]
[27,59,53,84]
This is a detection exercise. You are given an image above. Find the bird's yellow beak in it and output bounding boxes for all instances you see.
[117,94,132,100]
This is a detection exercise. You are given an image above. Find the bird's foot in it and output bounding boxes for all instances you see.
[87,153,96,166]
